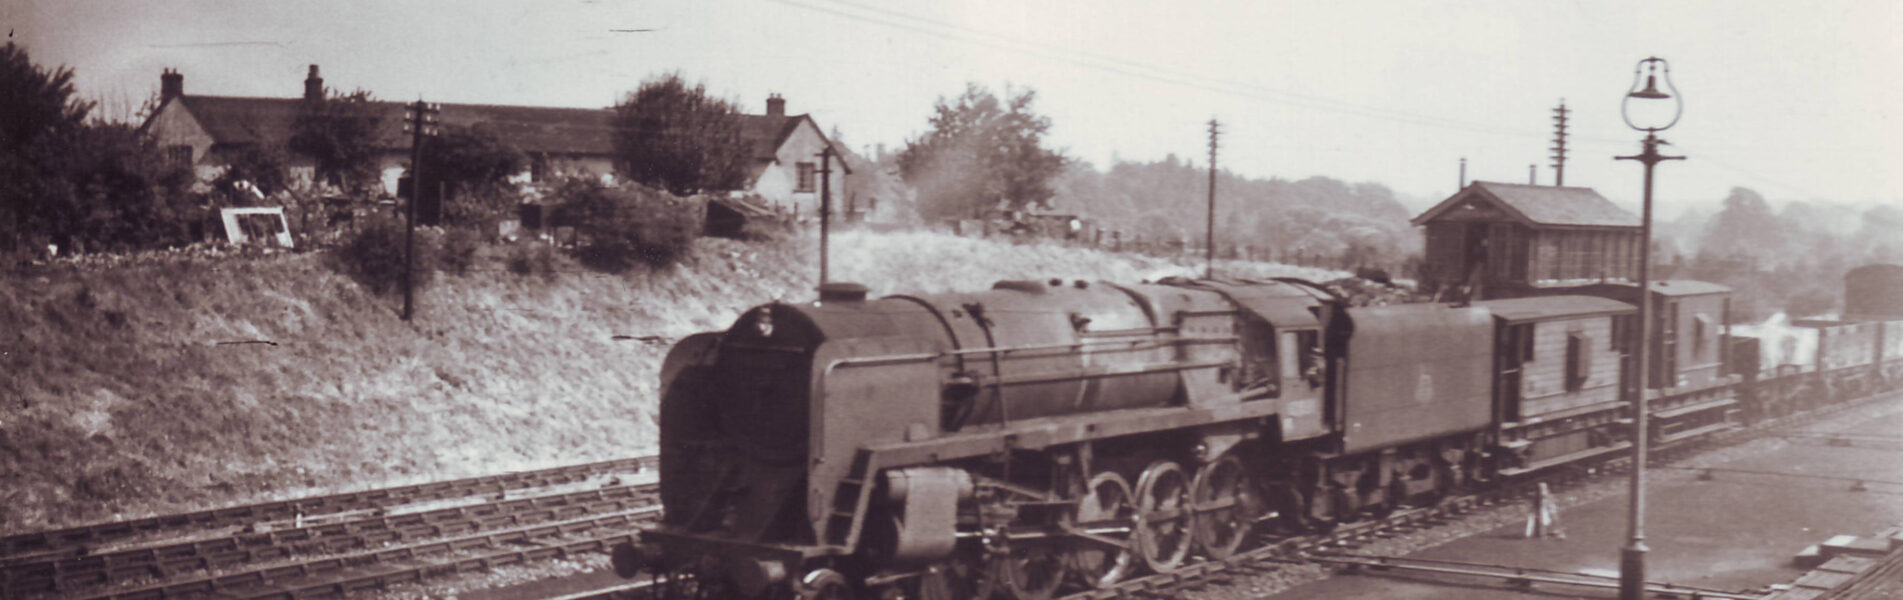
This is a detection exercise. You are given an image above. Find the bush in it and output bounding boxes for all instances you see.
[548,177,704,272]
[505,241,558,279]
[439,227,483,275]
[335,216,435,294]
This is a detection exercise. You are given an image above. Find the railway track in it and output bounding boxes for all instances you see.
[15,393,1890,600]
[0,457,655,599]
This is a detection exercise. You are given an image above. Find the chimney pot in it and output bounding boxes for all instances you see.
[160,68,184,101]
[766,93,786,117]
[304,64,325,101]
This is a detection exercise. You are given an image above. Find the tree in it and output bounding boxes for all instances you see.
[611,73,748,195]
[1,42,92,256]
[417,123,526,226]
[898,83,1066,220]
[289,89,385,194]
[1,43,193,256]
[211,145,291,205]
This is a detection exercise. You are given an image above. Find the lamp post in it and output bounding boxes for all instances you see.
[1614,56,1684,600]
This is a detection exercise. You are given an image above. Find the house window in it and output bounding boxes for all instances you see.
[530,155,548,182]
[165,145,193,166]
[796,162,816,193]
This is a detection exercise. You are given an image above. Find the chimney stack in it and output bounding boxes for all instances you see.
[766,93,785,117]
[160,68,184,101]
[304,65,324,101]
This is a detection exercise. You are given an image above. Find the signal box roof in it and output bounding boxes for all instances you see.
[1472,295,1635,323]
[1411,181,1640,229]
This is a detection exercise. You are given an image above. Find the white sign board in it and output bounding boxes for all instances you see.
[221,207,294,248]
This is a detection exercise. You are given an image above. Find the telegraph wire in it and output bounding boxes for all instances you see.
[772,0,1631,146]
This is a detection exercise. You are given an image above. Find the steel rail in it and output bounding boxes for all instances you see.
[76,506,661,600]
[0,456,656,558]
[1,483,658,597]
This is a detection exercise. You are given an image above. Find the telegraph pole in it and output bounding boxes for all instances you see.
[1551,100,1571,186]
[401,100,439,321]
[818,146,835,285]
[1206,118,1220,279]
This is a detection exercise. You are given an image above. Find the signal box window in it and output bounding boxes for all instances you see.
[796,162,817,193]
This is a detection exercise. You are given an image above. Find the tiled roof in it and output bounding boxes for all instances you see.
[736,113,852,184]
[171,95,615,156]
[739,114,801,161]
[1412,181,1640,228]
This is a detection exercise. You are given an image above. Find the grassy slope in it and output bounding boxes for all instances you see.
[0,229,1338,534]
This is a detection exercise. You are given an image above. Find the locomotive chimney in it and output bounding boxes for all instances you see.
[766,93,785,117]
[304,65,324,101]
[160,68,183,101]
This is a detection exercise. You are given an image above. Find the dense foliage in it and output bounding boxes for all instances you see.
[417,123,526,227]
[1674,187,1903,321]
[288,89,385,193]
[898,83,1065,220]
[611,73,749,195]
[210,145,292,204]
[1050,157,1419,268]
[335,216,436,294]
[549,176,705,271]
[2,43,195,257]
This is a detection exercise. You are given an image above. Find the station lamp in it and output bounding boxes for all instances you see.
[1615,56,1685,600]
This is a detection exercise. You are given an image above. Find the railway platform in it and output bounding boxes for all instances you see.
[1268,397,1903,600]
[1766,525,1903,600]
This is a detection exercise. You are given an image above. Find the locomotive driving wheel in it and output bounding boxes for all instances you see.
[1190,454,1259,560]
[991,544,1065,600]
[1067,471,1136,588]
[1133,460,1193,573]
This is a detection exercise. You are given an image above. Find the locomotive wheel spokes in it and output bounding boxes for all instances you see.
[1189,454,1256,560]
[1068,471,1136,588]
[1133,460,1193,573]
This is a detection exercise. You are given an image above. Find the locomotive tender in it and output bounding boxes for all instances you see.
[618,270,1903,600]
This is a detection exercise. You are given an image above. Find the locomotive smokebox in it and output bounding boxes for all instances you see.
[1844,264,1903,321]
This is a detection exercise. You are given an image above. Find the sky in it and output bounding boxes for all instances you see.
[9,0,1902,218]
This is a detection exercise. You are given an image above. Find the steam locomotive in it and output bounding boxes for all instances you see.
[614,267,1903,600]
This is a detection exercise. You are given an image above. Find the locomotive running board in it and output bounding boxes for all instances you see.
[862,399,1287,469]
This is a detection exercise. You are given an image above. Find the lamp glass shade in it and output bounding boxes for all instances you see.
[1622,58,1683,132]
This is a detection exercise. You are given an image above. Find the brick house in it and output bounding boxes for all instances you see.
[141,66,856,214]
[737,94,853,219]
